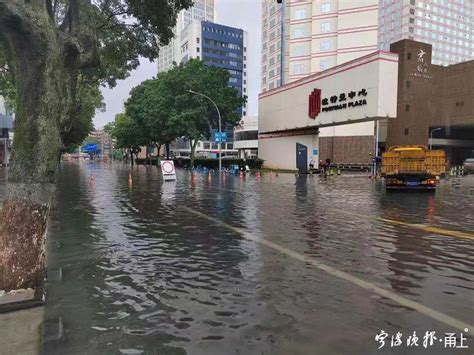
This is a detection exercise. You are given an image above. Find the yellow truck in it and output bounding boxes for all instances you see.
[382,145,446,190]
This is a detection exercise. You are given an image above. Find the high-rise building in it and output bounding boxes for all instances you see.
[180,20,248,117]
[261,0,379,92]
[157,0,215,73]
[261,0,285,92]
[378,0,474,66]
[167,20,249,158]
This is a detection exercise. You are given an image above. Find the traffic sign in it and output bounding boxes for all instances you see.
[213,132,227,143]
[160,160,176,181]
[83,143,97,152]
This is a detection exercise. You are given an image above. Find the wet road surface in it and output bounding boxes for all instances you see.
[43,163,474,354]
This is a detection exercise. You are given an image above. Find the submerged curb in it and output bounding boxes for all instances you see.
[0,285,45,314]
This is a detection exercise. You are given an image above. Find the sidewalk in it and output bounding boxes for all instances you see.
[0,306,43,355]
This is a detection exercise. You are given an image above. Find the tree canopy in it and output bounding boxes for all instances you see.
[0,0,197,293]
[0,0,192,181]
[111,58,246,166]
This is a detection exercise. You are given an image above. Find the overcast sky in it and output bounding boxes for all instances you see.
[93,0,262,128]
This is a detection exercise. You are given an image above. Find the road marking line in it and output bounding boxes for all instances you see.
[330,209,474,241]
[202,185,474,241]
[181,206,473,332]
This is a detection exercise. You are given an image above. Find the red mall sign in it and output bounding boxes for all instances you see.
[308,88,321,119]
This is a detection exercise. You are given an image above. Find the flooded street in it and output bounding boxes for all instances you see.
[43,163,474,354]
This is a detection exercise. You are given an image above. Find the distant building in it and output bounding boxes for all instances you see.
[157,0,215,74]
[89,129,113,159]
[180,20,249,118]
[234,116,258,158]
[165,20,249,158]
[0,96,13,166]
[378,0,474,66]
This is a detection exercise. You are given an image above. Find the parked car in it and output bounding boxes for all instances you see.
[463,158,474,175]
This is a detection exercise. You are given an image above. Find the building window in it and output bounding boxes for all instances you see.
[227,143,233,150]
[204,142,210,149]
[410,0,415,5]
[405,104,410,112]
[197,47,200,52]
[196,37,200,43]
[294,27,306,38]
[407,52,412,60]
[405,128,409,135]
[269,82,275,89]
[321,22,331,33]
[294,9,306,20]
[321,3,331,13]
[406,80,411,88]
[320,40,331,51]
[294,45,305,56]
[212,143,218,150]
[292,64,305,75]
[320,59,330,70]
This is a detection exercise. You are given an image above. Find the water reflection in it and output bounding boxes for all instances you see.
[44,165,474,354]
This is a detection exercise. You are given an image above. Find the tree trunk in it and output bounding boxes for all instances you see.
[0,8,66,292]
[189,138,199,170]
[154,144,161,168]
[145,144,150,166]
[165,143,170,160]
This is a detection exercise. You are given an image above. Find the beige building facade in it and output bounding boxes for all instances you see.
[259,51,398,171]
[261,0,379,92]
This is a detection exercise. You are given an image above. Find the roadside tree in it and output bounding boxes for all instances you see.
[0,0,192,293]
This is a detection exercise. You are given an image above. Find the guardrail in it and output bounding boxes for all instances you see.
[449,165,465,177]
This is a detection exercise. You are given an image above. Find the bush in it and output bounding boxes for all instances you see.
[174,157,264,170]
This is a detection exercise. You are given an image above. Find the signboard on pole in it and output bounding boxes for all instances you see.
[160,160,176,181]
[213,132,227,143]
[83,143,98,152]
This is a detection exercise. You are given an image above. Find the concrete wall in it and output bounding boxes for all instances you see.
[319,136,374,165]
[388,39,474,147]
[259,51,398,133]
[259,134,318,171]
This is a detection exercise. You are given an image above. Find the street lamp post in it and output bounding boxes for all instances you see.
[188,90,223,172]
[429,128,442,150]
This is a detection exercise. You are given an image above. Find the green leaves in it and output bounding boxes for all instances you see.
[108,58,247,166]
[119,58,246,151]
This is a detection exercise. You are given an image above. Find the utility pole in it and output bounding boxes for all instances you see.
[429,128,442,150]
[188,90,223,172]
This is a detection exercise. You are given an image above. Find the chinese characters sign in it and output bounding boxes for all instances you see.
[409,48,433,79]
[321,88,368,113]
[375,329,469,350]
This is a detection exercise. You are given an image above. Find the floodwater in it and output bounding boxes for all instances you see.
[42,162,473,354]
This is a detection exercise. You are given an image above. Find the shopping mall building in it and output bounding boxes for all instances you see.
[258,39,474,171]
